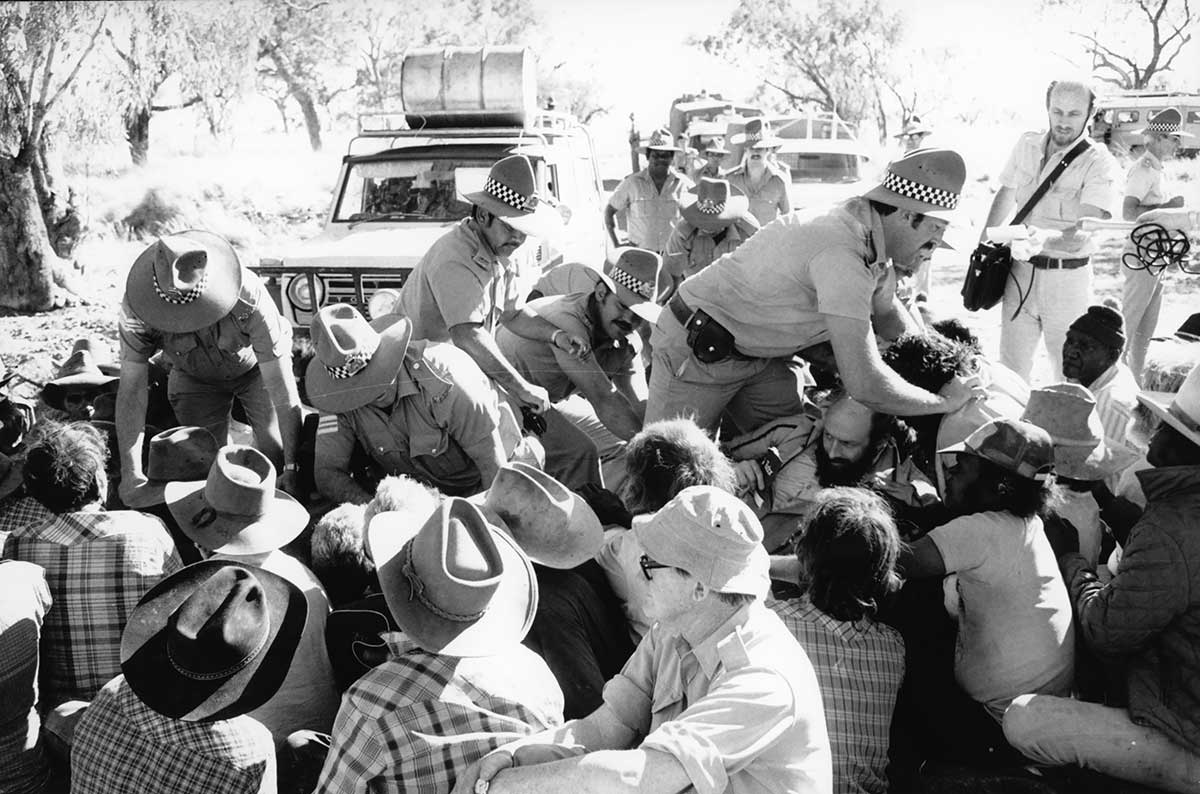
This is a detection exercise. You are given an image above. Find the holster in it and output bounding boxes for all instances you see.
[685,309,740,364]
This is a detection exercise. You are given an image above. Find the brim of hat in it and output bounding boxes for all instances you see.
[120,559,307,722]
[680,192,750,218]
[46,372,119,390]
[306,316,412,413]
[1054,440,1133,480]
[597,272,662,324]
[894,128,932,138]
[473,489,604,569]
[164,480,309,555]
[463,191,565,239]
[1137,391,1200,448]
[126,230,243,334]
[704,147,731,156]
[633,514,771,598]
[1134,127,1196,139]
[861,183,959,219]
[370,519,537,657]
[644,143,681,152]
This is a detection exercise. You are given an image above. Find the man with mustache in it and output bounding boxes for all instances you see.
[981,78,1120,382]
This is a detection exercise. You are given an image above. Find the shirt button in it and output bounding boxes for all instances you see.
[413,363,420,370]
[377,446,385,452]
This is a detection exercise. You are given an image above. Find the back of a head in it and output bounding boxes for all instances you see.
[883,332,975,395]
[23,420,107,513]
[364,475,442,528]
[794,487,902,622]
[311,502,372,607]
[620,418,736,514]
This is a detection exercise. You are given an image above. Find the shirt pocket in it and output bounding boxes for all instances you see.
[408,414,450,460]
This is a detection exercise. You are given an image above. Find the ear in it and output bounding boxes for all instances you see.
[692,580,709,602]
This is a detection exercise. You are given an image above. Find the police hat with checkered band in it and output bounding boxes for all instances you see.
[679,177,752,230]
[305,304,413,414]
[126,230,243,334]
[464,154,564,239]
[600,247,663,324]
[863,147,966,220]
[1136,107,1196,139]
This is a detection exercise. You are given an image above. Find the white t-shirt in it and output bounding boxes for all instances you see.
[930,511,1075,717]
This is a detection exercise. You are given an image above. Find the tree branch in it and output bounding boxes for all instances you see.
[150,96,203,112]
[103,27,136,72]
[43,9,107,114]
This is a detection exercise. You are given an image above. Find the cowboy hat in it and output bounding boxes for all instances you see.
[642,127,681,153]
[1138,362,1200,449]
[1020,383,1130,480]
[120,560,306,722]
[732,118,783,150]
[0,450,22,501]
[126,230,243,334]
[862,147,965,220]
[305,305,413,414]
[1136,107,1196,139]
[894,116,933,139]
[165,445,309,555]
[680,177,752,230]
[48,338,120,387]
[129,426,220,507]
[598,247,664,324]
[368,498,537,657]
[469,462,603,568]
[703,140,731,156]
[464,154,564,239]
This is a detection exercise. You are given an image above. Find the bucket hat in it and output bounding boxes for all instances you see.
[862,147,965,219]
[126,230,243,334]
[1138,362,1200,449]
[634,485,770,598]
[939,417,1054,482]
[1136,107,1196,139]
[732,118,782,149]
[368,498,537,657]
[598,247,663,324]
[470,462,603,568]
[1020,383,1127,480]
[305,305,412,414]
[643,128,681,153]
[165,445,309,555]
[120,560,306,722]
[463,154,564,238]
[680,177,752,231]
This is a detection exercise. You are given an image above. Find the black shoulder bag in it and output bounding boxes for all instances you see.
[961,137,1092,312]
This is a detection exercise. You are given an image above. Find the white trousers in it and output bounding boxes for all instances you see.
[999,260,1092,383]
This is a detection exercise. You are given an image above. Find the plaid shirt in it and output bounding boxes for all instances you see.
[0,560,52,794]
[1,509,182,706]
[0,495,53,552]
[316,634,564,794]
[771,598,905,794]
[71,676,275,794]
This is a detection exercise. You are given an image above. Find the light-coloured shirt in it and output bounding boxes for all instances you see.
[601,602,832,794]
[727,164,792,226]
[663,216,759,280]
[998,131,1119,258]
[1089,361,1140,452]
[608,168,694,251]
[771,597,904,794]
[0,560,51,794]
[930,511,1075,716]
[679,198,891,358]
[1125,150,1168,207]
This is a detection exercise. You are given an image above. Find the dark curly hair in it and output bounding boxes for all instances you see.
[24,420,108,513]
[794,487,903,622]
[619,418,736,514]
[931,318,982,354]
[882,332,976,395]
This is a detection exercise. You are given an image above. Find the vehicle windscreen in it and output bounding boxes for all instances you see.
[334,157,499,222]
[776,152,862,183]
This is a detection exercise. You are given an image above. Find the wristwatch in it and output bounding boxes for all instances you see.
[282,463,299,472]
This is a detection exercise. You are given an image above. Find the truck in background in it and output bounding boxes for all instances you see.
[1092,90,1200,158]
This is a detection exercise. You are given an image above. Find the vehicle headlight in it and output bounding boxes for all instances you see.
[367,288,402,320]
[286,275,325,311]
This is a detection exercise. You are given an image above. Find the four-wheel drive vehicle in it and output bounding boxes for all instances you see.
[769,110,880,210]
[254,48,607,332]
[1092,90,1200,158]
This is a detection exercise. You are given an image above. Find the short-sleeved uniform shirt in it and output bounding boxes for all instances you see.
[929,510,1075,715]
[601,601,832,794]
[608,168,694,252]
[315,340,511,495]
[998,131,1119,259]
[663,216,759,280]
[727,164,792,226]
[496,292,640,404]
[1124,150,1168,208]
[679,197,891,358]
[119,269,293,381]
[397,218,525,342]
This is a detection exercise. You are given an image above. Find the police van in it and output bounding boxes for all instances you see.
[1093,90,1200,158]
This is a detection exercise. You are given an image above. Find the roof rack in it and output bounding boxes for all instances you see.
[357,110,579,136]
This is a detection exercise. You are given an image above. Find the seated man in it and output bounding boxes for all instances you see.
[771,487,906,794]
[460,486,833,794]
[314,499,564,793]
[1004,364,1200,793]
[497,247,661,489]
[39,338,119,421]
[308,304,538,501]
[71,560,306,794]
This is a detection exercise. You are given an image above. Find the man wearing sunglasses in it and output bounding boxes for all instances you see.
[457,486,832,794]
[605,128,694,253]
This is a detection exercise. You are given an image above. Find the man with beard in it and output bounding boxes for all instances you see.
[981,78,1119,382]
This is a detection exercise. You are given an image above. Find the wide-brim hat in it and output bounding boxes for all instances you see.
[120,560,306,722]
[306,308,413,414]
[1136,107,1196,139]
[643,127,681,153]
[1020,383,1127,480]
[0,451,22,501]
[704,142,731,156]
[369,498,537,657]
[126,230,243,334]
[680,177,752,229]
[599,247,663,323]
[894,117,933,138]
[464,154,564,238]
[165,445,309,555]
[145,426,220,508]
[469,462,603,568]
[48,337,121,389]
[732,118,783,149]
[1137,362,1200,449]
[862,147,965,220]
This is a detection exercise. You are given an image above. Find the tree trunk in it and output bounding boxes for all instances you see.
[266,48,323,151]
[31,138,81,259]
[125,105,151,166]
[0,155,63,311]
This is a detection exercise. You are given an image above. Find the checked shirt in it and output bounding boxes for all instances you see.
[1,509,182,706]
[71,676,276,794]
[316,634,563,794]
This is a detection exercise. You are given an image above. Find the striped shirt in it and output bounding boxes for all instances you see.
[771,598,905,794]
[2,509,182,706]
[315,634,563,794]
[1090,362,1140,450]
[72,675,275,794]
[0,561,52,794]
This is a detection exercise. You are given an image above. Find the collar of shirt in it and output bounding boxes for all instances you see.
[635,167,685,194]
[672,602,757,678]
[1140,150,1164,171]
[458,217,505,270]
[1136,464,1200,501]
[1039,130,1091,171]
[394,339,454,402]
[841,197,888,268]
[1087,362,1122,392]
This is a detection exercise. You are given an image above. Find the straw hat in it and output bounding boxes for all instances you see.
[368,498,537,657]
[599,247,663,324]
[305,305,412,414]
[120,560,306,722]
[862,147,965,220]
[643,128,681,153]
[680,177,752,231]
[1138,362,1200,449]
[463,154,564,238]
[1021,383,1126,480]
[126,231,243,334]
[165,445,309,555]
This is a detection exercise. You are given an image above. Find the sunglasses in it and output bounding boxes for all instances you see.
[639,554,673,581]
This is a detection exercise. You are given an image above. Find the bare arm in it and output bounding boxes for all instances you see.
[872,292,919,342]
[115,361,151,503]
[488,749,692,794]
[604,205,622,248]
[1123,195,1183,221]
[501,307,589,358]
[449,322,549,412]
[981,186,1016,240]
[258,356,302,478]
[559,352,643,441]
